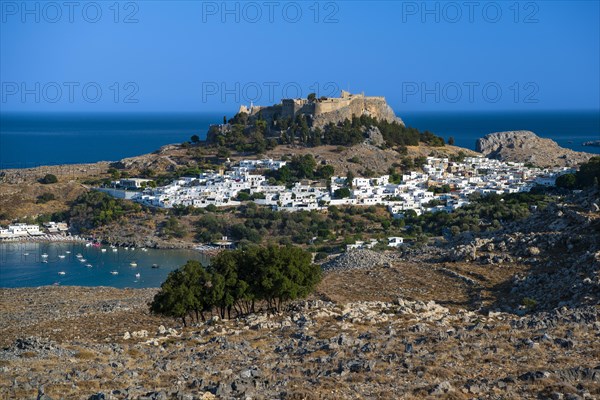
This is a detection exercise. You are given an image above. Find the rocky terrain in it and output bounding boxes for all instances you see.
[1,189,599,399]
[476,131,594,168]
[1,287,598,399]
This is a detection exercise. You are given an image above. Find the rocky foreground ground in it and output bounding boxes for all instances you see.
[0,285,598,400]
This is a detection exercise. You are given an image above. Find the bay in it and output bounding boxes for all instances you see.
[0,242,209,288]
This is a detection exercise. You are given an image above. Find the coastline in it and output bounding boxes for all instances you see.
[0,234,88,243]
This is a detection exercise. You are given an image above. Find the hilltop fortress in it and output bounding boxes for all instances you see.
[238,90,404,128]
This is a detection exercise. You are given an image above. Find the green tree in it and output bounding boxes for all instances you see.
[150,268,195,326]
[290,154,317,180]
[346,170,355,187]
[217,147,231,159]
[316,165,335,180]
[555,173,576,189]
[448,136,455,145]
[576,157,600,188]
[191,134,200,143]
[334,187,351,199]
[40,174,58,184]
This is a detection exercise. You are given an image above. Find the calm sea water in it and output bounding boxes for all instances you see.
[402,110,600,154]
[0,111,598,169]
[0,113,222,169]
[0,242,209,288]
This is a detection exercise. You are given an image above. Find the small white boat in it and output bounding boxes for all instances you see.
[141,248,148,252]
[130,262,137,267]
[65,251,71,254]
[112,248,118,252]
[86,264,92,268]
[58,255,65,259]
[76,253,83,258]
[79,258,87,262]
[85,243,92,247]
[101,248,107,253]
[131,247,135,251]
[58,271,66,275]
[23,252,29,256]
[41,253,48,258]
[42,260,48,264]
[135,273,141,278]
[110,271,119,275]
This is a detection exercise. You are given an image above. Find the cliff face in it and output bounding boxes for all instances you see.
[476,130,594,168]
[311,95,404,128]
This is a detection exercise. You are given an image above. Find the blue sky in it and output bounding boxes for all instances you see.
[1,0,598,113]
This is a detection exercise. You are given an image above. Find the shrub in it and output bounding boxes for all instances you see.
[39,174,58,184]
[36,192,56,203]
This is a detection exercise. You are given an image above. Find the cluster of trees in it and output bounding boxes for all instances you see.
[266,154,334,185]
[556,157,600,189]
[195,204,339,245]
[208,115,277,155]
[68,191,142,231]
[193,202,402,252]
[150,245,321,325]
[161,216,186,239]
[208,111,447,152]
[404,192,549,237]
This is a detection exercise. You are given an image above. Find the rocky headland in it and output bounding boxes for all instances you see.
[476,131,595,167]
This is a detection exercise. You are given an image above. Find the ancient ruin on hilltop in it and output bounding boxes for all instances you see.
[237,90,404,128]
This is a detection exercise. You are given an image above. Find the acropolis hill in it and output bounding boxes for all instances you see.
[237,90,404,128]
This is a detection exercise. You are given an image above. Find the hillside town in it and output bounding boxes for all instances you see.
[112,156,572,218]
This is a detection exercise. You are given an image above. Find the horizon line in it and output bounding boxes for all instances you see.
[1,108,599,116]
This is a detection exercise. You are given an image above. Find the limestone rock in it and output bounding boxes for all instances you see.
[476,131,594,167]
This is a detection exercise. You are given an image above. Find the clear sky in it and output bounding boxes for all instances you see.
[1,0,598,113]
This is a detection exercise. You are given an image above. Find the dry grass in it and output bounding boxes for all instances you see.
[74,350,96,360]
[314,262,473,309]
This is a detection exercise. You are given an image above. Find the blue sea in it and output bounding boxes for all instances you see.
[0,113,223,169]
[402,110,600,154]
[0,242,209,288]
[0,111,598,169]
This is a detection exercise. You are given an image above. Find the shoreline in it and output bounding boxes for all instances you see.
[0,234,88,243]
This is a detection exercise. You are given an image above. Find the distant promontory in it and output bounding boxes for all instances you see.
[476,130,595,168]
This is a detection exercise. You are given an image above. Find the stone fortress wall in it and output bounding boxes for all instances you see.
[238,90,404,128]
